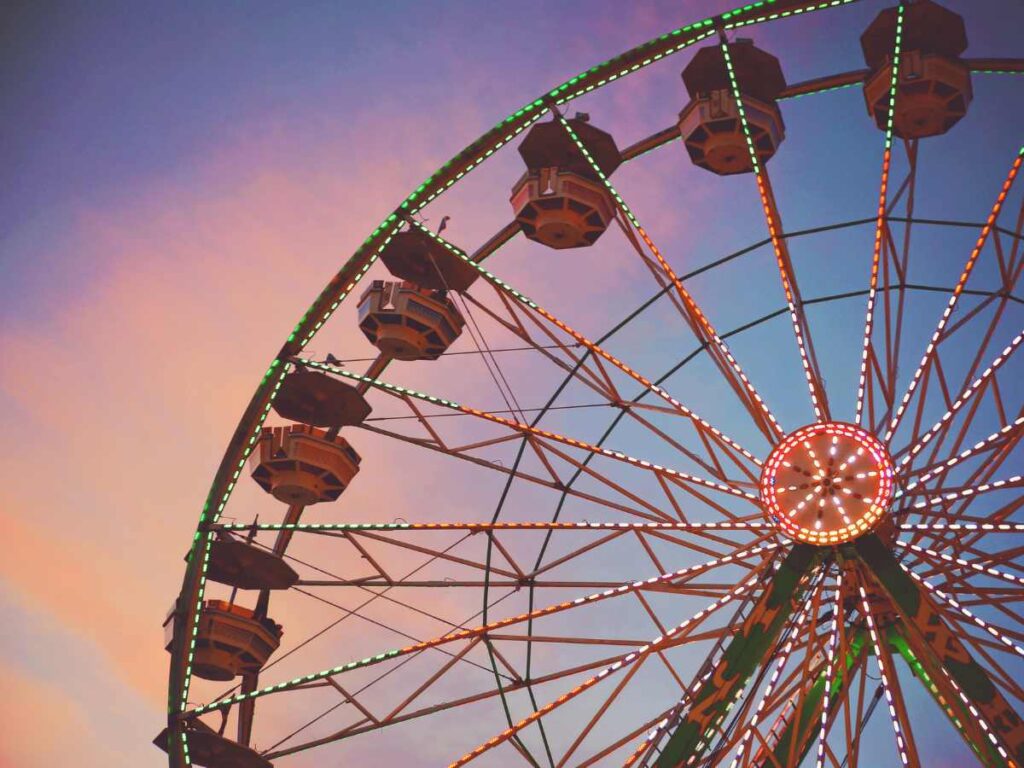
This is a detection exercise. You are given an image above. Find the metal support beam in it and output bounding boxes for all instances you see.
[654,544,817,768]
[855,534,1024,767]
[752,631,868,768]
[889,630,1005,768]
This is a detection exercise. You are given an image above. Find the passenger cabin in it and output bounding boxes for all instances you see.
[273,368,372,429]
[678,41,786,175]
[380,227,479,292]
[861,1,971,138]
[171,600,283,682]
[154,726,274,768]
[206,535,299,591]
[249,424,361,505]
[357,280,464,361]
[510,116,620,249]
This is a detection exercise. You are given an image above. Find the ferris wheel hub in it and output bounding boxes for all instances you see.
[759,422,895,546]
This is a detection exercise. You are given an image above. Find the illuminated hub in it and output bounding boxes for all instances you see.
[760,422,895,546]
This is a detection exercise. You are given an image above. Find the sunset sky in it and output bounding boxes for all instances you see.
[2,1,1023,766]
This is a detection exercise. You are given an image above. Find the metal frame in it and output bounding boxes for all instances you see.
[164,1,1024,765]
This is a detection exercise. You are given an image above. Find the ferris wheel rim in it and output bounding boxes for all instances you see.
[165,1,1024,765]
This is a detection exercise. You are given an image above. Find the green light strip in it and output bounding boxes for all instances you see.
[216,521,769,531]
[723,0,858,28]
[883,5,906,152]
[177,362,288,717]
[888,633,979,756]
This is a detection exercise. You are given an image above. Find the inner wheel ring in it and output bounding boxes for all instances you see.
[760,422,896,546]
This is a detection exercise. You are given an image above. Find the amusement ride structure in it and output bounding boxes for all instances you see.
[161,1,1024,765]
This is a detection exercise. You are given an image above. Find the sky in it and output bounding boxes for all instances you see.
[2,1,1023,766]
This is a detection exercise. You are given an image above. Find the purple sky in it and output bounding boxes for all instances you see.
[2,1,1023,766]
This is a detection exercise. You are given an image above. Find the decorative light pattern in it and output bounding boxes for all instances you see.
[721,40,829,422]
[761,422,895,545]
[855,4,904,425]
[885,150,1024,443]
[895,541,1024,587]
[405,218,761,466]
[902,565,1024,658]
[858,584,912,768]
[447,575,763,768]
[904,475,1023,510]
[555,115,785,441]
[899,523,1024,532]
[897,329,1023,469]
[899,416,1024,493]
[300,359,759,502]
[217,520,773,532]
[183,544,778,717]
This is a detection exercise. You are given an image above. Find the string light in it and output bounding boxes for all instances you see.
[855,4,905,425]
[183,543,778,717]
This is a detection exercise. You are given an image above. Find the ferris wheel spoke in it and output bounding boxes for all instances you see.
[901,565,1024,659]
[718,571,827,768]
[301,358,760,510]
[721,40,832,424]
[357,419,673,523]
[853,4,908,429]
[892,577,1024,733]
[896,413,1024,556]
[854,534,1024,765]
[880,148,1024,444]
[899,485,1024,565]
[406,218,764,484]
[697,578,837,768]
[854,579,920,768]
[806,571,846,768]
[182,542,778,719]
[216,520,773,534]
[574,708,680,768]
[892,326,1024,471]
[624,545,819,768]
[447,569,768,768]
[897,475,1024,509]
[264,647,628,760]
[897,414,1024,490]
[857,138,919,435]
[553,112,785,445]
[894,541,1024,589]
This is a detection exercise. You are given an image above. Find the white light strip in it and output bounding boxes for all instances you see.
[902,565,1024,658]
[858,584,912,767]
[815,572,845,768]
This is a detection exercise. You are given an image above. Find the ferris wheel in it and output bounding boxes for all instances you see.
[160,1,1024,766]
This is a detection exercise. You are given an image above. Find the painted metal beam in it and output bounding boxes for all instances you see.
[654,544,817,768]
[855,534,1024,767]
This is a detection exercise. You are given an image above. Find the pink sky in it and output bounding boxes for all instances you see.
[3,1,1023,766]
